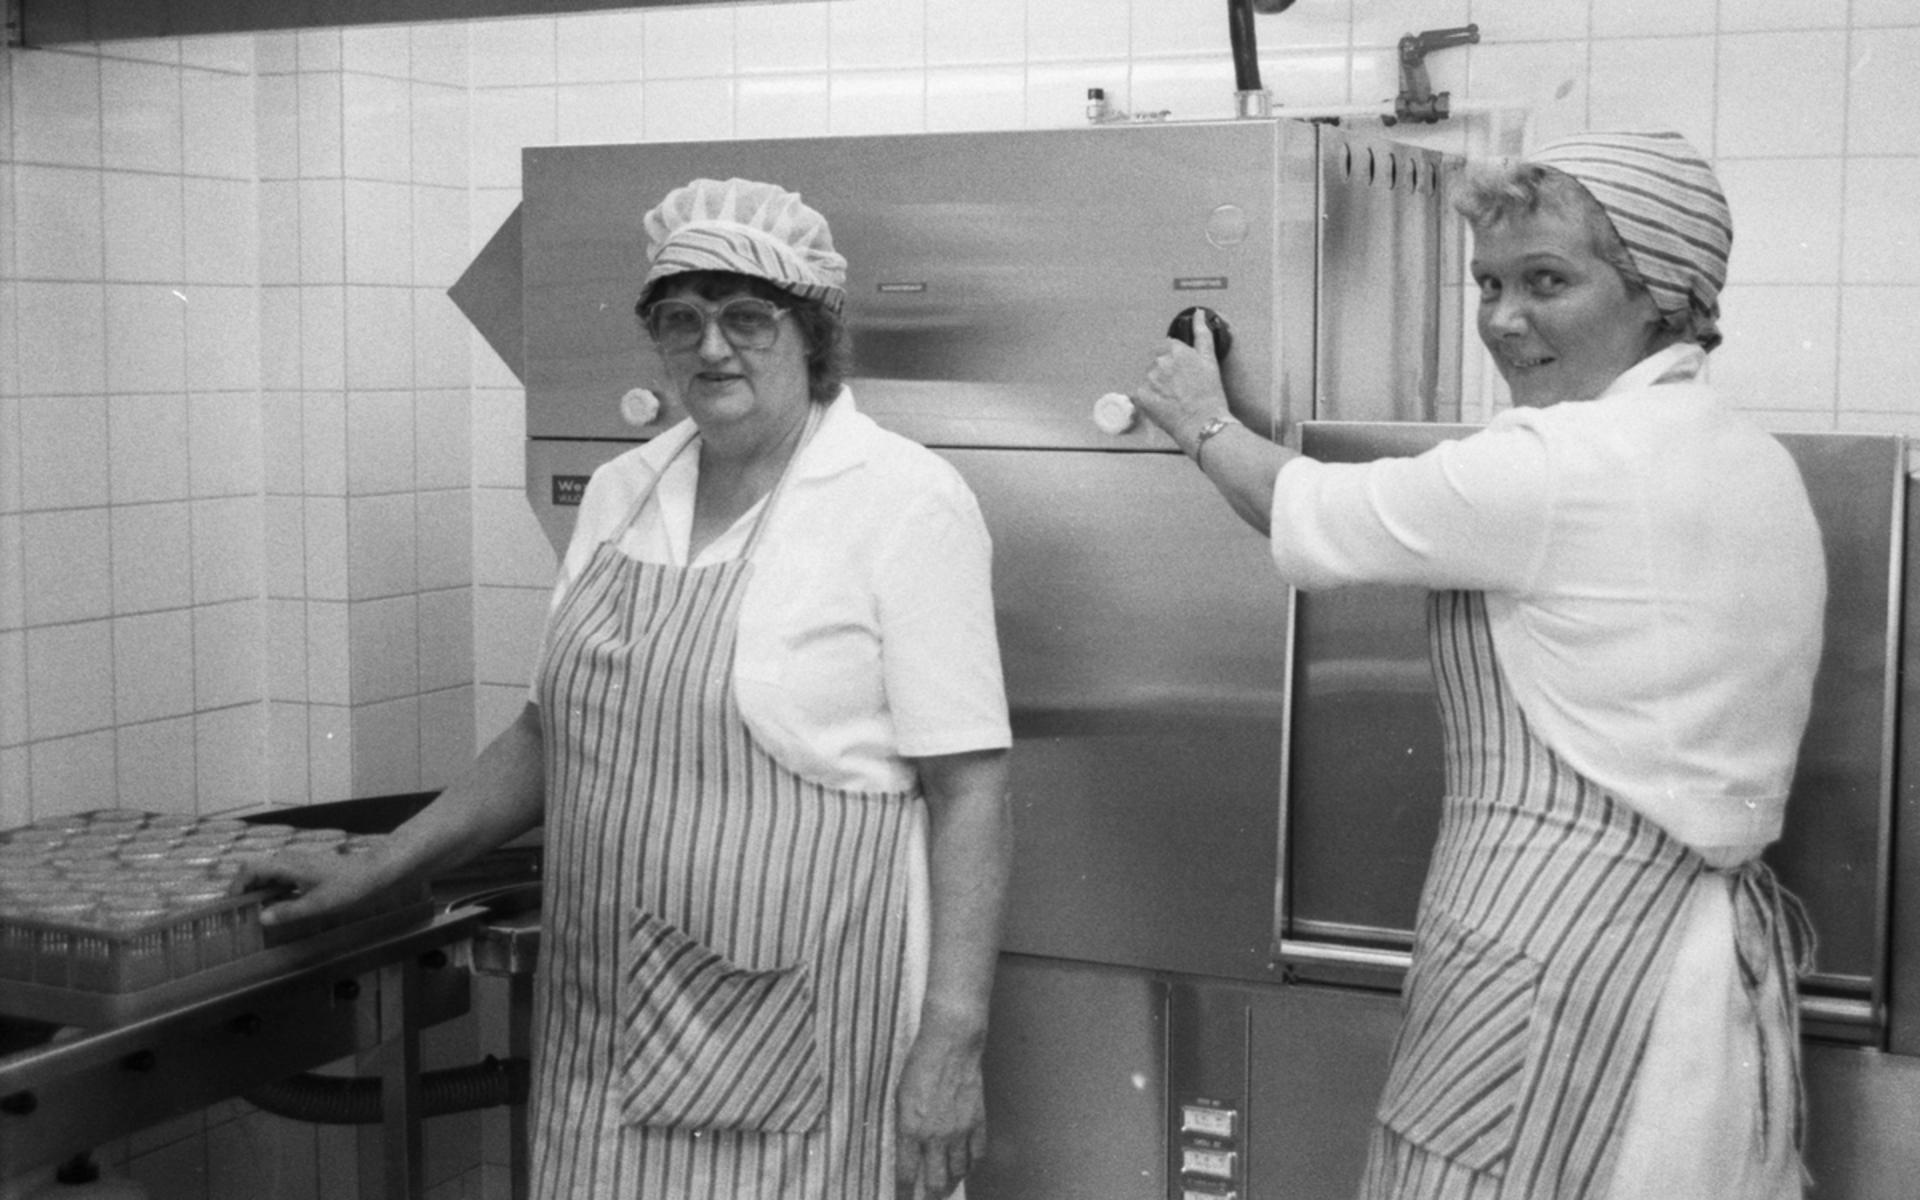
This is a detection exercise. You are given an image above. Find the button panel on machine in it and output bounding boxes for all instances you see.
[1177,1098,1241,1198]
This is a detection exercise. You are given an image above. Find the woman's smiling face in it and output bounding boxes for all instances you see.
[1472,206,1668,408]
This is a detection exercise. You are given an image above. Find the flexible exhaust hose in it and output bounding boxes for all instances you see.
[1227,0,1262,92]
[242,1055,530,1124]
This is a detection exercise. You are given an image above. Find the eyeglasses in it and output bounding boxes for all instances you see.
[644,297,790,352]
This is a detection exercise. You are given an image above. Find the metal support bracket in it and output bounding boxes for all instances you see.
[1384,24,1480,126]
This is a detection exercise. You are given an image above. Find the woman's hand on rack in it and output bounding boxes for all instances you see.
[229,844,397,926]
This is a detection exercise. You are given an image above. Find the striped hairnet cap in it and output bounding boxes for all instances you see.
[640,177,848,314]
[1530,130,1731,341]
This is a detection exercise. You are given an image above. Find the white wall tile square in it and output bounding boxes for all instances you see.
[267,700,310,804]
[193,599,264,710]
[1133,0,1238,59]
[196,701,266,812]
[471,485,550,582]
[348,595,419,703]
[306,601,350,705]
[192,496,264,604]
[830,71,927,135]
[11,50,102,168]
[472,17,559,88]
[261,290,301,391]
[302,391,348,495]
[111,502,193,614]
[737,2,831,73]
[256,74,300,181]
[350,694,420,795]
[413,291,474,390]
[299,181,347,284]
[344,180,415,285]
[737,75,832,140]
[14,165,104,281]
[346,287,417,389]
[830,0,925,70]
[0,747,25,830]
[417,586,473,692]
[258,33,299,75]
[186,291,263,394]
[344,72,413,183]
[23,508,111,625]
[307,702,351,801]
[30,730,117,816]
[644,6,736,78]
[411,86,470,189]
[298,70,345,178]
[115,715,197,813]
[190,392,263,497]
[259,183,301,286]
[556,11,649,83]
[19,395,109,510]
[1353,0,1468,49]
[414,390,471,491]
[1716,283,1840,415]
[1717,31,1847,158]
[185,180,260,287]
[101,58,183,173]
[0,398,17,516]
[113,609,196,723]
[472,584,549,686]
[263,393,305,495]
[104,40,181,67]
[183,67,257,179]
[300,286,348,390]
[556,81,650,146]
[1129,57,1241,123]
[1592,0,1715,37]
[348,391,417,495]
[411,23,469,88]
[1587,37,1715,147]
[348,492,418,600]
[926,67,1026,133]
[265,499,306,599]
[468,88,558,190]
[1848,29,1920,157]
[1839,284,1920,416]
[1843,157,1920,285]
[1719,157,1844,286]
[106,285,189,394]
[15,283,106,396]
[1854,0,1920,26]
[343,24,413,79]
[643,78,736,143]
[416,490,472,593]
[0,631,26,747]
[927,0,1024,66]
[1028,1,1130,63]
[1468,0,1588,43]
[419,685,475,788]
[412,188,471,292]
[103,171,186,283]
[304,496,349,601]
[26,620,115,738]
[1267,48,1359,109]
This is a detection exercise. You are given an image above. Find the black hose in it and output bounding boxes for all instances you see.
[242,1055,529,1124]
[1227,0,1262,92]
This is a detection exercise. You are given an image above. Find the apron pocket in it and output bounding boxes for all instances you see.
[618,910,828,1134]
[1377,913,1541,1176]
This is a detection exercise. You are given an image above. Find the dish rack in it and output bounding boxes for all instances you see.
[0,808,431,1025]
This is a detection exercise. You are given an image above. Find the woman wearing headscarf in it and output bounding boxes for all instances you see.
[1130,130,1824,1199]
[243,178,1012,1200]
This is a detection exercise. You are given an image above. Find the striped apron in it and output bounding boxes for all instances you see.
[1360,590,1809,1200]
[527,417,921,1198]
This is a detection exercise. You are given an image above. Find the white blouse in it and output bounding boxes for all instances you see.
[544,390,1012,794]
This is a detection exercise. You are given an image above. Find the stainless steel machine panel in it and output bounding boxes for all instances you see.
[1278,422,1905,1043]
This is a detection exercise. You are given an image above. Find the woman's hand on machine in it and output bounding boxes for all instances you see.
[1136,315,1235,456]
[228,844,395,926]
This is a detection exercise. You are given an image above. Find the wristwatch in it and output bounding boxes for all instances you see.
[1191,415,1241,468]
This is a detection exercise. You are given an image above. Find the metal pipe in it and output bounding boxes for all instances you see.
[241,1055,530,1125]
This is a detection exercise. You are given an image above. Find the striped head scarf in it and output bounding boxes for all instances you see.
[1530,130,1731,348]
[640,177,848,314]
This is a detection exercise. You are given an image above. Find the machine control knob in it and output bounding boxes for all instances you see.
[1092,392,1138,435]
[620,387,662,428]
[1167,306,1234,361]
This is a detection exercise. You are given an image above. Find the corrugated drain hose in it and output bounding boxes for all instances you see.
[242,1055,529,1124]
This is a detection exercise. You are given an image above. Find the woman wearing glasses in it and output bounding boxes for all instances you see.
[241,178,1012,1200]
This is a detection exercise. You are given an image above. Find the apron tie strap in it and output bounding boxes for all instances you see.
[1717,857,1814,1156]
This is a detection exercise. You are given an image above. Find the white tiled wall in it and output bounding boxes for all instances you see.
[3,0,1919,1195]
